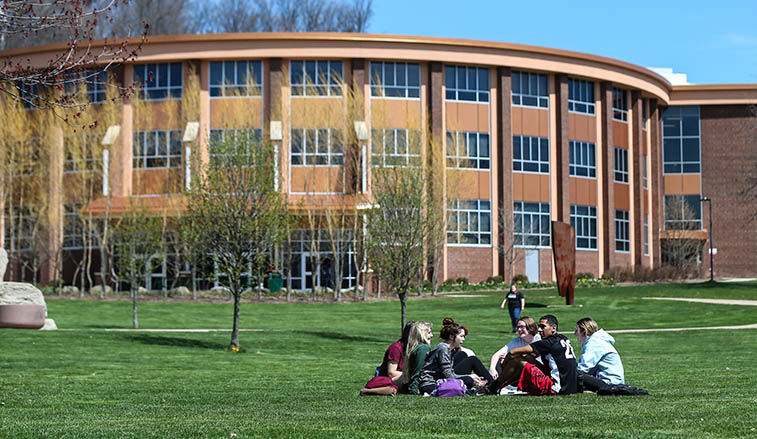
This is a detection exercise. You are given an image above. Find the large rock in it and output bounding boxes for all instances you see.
[0,247,7,280]
[0,282,47,329]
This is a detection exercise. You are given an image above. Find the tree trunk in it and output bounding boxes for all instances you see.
[399,291,406,330]
[191,263,197,300]
[230,291,241,349]
[132,287,138,329]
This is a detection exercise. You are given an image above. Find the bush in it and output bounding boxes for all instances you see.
[455,277,469,286]
[512,274,529,284]
[440,279,456,287]
[602,266,634,282]
[484,275,503,285]
[576,272,594,281]
[421,280,433,290]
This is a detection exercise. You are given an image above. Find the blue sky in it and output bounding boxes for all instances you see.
[368,0,757,85]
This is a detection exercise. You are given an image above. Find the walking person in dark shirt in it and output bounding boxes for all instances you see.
[500,284,525,332]
[493,314,578,395]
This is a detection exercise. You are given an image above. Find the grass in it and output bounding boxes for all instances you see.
[1,281,756,438]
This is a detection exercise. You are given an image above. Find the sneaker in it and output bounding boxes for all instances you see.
[499,385,528,396]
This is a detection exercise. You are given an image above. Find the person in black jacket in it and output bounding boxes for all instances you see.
[493,314,578,395]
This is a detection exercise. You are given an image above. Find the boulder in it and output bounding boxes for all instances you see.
[0,247,7,280]
[89,285,113,296]
[170,286,190,296]
[41,318,57,330]
[61,285,80,296]
[0,282,46,329]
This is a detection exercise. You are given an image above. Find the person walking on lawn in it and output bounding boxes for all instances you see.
[501,284,525,332]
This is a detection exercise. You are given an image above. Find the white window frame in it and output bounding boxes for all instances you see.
[446,131,490,169]
[64,133,101,173]
[644,215,649,256]
[513,135,549,174]
[133,63,183,101]
[513,201,551,248]
[208,128,263,166]
[290,128,344,166]
[445,65,489,103]
[612,87,628,122]
[290,60,343,97]
[133,130,183,169]
[447,199,492,246]
[571,205,597,250]
[512,71,548,108]
[371,128,421,167]
[662,106,701,174]
[209,60,263,98]
[370,61,420,99]
[615,209,630,253]
[569,140,596,178]
[568,78,595,114]
[614,147,629,183]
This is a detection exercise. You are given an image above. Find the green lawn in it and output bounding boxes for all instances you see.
[1,281,756,438]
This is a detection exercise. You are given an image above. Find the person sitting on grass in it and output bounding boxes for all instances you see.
[442,317,476,364]
[494,314,579,395]
[396,321,433,394]
[574,317,625,392]
[488,316,541,380]
[377,320,415,380]
[416,321,498,395]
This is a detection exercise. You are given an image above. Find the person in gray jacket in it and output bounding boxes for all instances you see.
[416,321,496,395]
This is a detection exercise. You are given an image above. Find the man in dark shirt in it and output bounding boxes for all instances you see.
[493,314,578,395]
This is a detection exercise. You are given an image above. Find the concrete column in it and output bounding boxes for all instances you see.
[428,62,445,279]
[197,60,210,177]
[631,91,644,269]
[599,82,615,273]
[649,99,663,268]
[41,127,64,285]
[555,74,571,223]
[113,64,134,197]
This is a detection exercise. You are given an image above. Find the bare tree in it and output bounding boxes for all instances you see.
[185,130,288,350]
[365,165,437,330]
[95,0,199,38]
[499,207,524,285]
[661,195,704,277]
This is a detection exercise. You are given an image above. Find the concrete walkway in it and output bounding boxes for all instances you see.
[643,297,757,306]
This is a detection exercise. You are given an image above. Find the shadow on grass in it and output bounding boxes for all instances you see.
[682,280,757,290]
[525,302,549,308]
[122,334,226,350]
[293,330,384,343]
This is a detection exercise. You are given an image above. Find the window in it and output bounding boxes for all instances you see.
[644,215,649,256]
[371,128,421,167]
[285,229,358,291]
[447,199,491,245]
[15,81,39,109]
[446,131,490,169]
[291,128,344,166]
[568,78,595,114]
[133,130,183,169]
[4,205,35,251]
[63,203,85,250]
[370,61,420,98]
[291,60,343,96]
[65,133,101,173]
[614,147,629,183]
[662,106,700,174]
[133,63,183,100]
[571,205,597,250]
[210,60,262,97]
[612,87,628,122]
[512,71,548,108]
[642,98,648,130]
[569,140,596,178]
[445,65,489,102]
[664,195,702,230]
[642,155,648,189]
[513,135,549,173]
[65,69,109,103]
[8,138,41,176]
[615,209,630,253]
[208,128,263,166]
[513,201,551,248]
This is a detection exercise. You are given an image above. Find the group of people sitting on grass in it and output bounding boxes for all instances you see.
[362,314,626,396]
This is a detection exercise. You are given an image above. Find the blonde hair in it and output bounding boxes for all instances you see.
[576,317,599,337]
[398,321,431,386]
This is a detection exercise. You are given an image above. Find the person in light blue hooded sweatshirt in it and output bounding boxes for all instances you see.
[574,318,625,391]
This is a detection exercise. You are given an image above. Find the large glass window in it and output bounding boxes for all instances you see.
[210,60,262,97]
[63,203,85,250]
[662,106,700,174]
[4,205,35,251]
[446,131,490,169]
[571,205,597,250]
[447,199,492,245]
[65,69,108,103]
[208,128,263,166]
[133,130,183,169]
[644,215,649,256]
[285,229,357,291]
[371,128,421,167]
[568,78,595,114]
[512,71,548,108]
[291,128,344,165]
[64,133,100,173]
[290,60,343,96]
[569,140,596,178]
[445,65,489,102]
[664,195,702,230]
[614,147,629,183]
[370,61,420,98]
[9,138,41,176]
[513,201,551,248]
[615,209,630,253]
[513,135,549,173]
[612,87,628,122]
[133,63,183,100]
[15,81,38,109]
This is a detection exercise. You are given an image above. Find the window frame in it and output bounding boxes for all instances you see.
[513,201,551,248]
[64,133,101,173]
[445,64,489,103]
[290,60,344,97]
[662,106,701,174]
[370,61,420,99]
[371,128,421,168]
[571,205,598,250]
[615,209,630,253]
[446,199,492,246]
[513,135,550,174]
[612,87,628,122]
[569,140,596,178]
[568,78,595,114]
[209,60,263,98]
[290,127,344,166]
[132,129,183,169]
[446,131,490,169]
[512,71,549,109]
[133,63,183,101]
[208,127,263,167]
[613,147,629,183]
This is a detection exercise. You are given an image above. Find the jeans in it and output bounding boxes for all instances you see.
[509,306,521,331]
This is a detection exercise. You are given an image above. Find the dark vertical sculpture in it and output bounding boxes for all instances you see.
[551,221,576,305]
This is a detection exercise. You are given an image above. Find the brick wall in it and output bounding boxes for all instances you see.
[447,247,493,282]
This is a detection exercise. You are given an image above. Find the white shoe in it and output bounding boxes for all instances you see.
[499,385,528,396]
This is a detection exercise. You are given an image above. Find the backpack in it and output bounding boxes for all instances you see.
[430,379,467,397]
[597,384,649,396]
